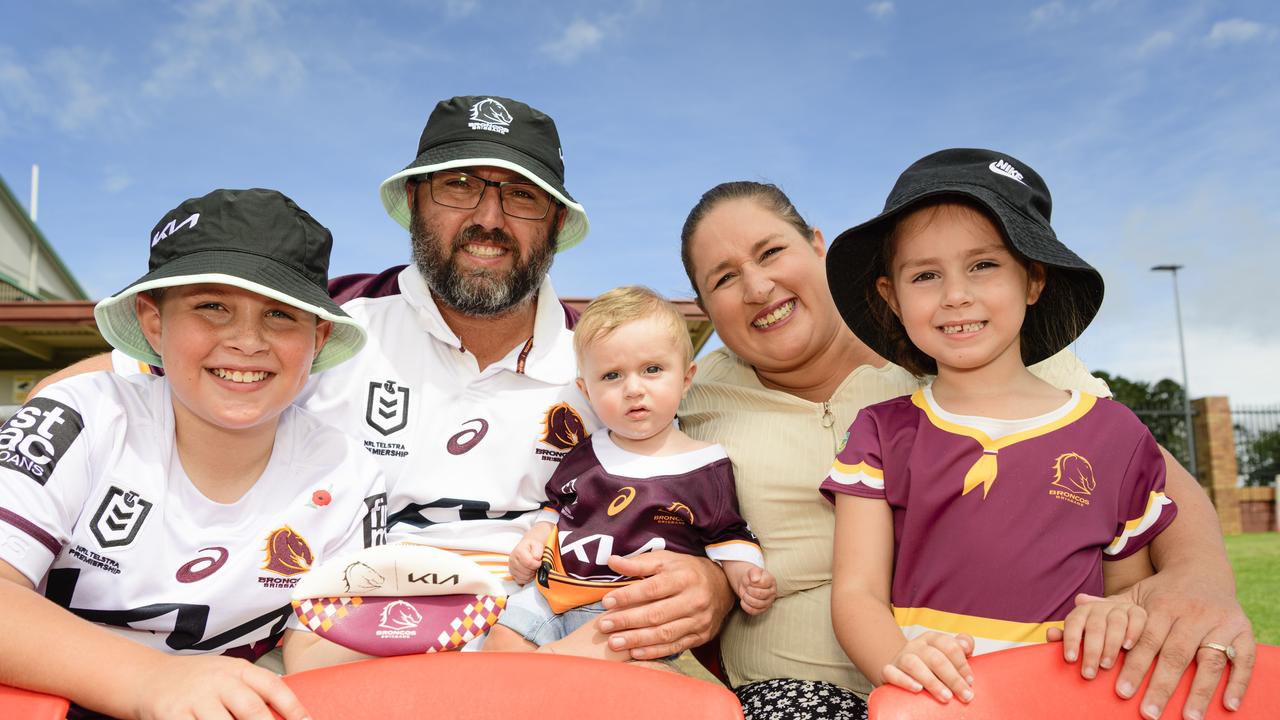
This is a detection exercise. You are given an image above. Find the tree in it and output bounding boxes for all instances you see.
[1236,426,1280,487]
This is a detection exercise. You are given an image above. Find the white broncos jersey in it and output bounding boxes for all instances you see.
[299,265,600,582]
[0,373,388,660]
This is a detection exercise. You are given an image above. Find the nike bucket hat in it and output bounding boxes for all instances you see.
[826,148,1104,368]
[94,188,367,373]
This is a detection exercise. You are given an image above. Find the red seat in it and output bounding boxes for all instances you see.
[869,642,1278,719]
[0,683,70,720]
[276,652,744,720]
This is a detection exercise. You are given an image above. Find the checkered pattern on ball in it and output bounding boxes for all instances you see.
[293,596,364,632]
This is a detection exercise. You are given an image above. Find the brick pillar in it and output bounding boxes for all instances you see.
[1191,396,1241,535]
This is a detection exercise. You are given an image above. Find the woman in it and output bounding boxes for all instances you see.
[676,181,1254,720]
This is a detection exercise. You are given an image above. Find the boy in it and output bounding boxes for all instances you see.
[485,286,775,657]
[0,189,386,719]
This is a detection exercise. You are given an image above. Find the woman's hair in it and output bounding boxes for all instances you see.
[679,181,815,301]
[574,286,693,370]
[869,199,1085,376]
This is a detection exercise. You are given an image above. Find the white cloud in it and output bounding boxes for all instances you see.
[443,0,478,18]
[866,2,894,20]
[103,171,133,193]
[0,46,116,133]
[1136,30,1175,57]
[1206,18,1272,46]
[143,0,306,98]
[541,19,606,63]
[1030,1,1067,27]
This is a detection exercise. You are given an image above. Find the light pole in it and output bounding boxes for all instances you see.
[1151,264,1197,477]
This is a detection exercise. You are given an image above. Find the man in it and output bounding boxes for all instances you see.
[297,96,732,658]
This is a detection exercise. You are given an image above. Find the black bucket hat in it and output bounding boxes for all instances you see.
[379,95,589,252]
[827,148,1104,367]
[94,188,366,373]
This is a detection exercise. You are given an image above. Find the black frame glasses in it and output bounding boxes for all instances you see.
[422,171,556,220]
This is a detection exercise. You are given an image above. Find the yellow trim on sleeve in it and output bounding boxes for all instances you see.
[832,459,884,479]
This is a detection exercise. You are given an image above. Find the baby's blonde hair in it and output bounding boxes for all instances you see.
[574,286,693,369]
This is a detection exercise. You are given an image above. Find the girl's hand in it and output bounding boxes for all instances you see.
[509,537,543,585]
[135,654,309,720]
[1049,592,1148,680]
[882,631,975,704]
[735,566,777,615]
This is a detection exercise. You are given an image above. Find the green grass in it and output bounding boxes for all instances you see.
[1226,532,1280,645]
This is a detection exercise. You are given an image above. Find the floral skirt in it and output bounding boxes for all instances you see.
[735,678,868,720]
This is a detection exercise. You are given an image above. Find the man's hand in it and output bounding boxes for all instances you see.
[596,551,733,661]
[1090,575,1255,719]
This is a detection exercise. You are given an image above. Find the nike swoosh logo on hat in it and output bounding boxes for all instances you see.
[989,159,1028,186]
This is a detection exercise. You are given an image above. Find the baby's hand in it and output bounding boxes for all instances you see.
[1049,592,1147,679]
[736,566,777,615]
[509,536,543,585]
[135,654,307,720]
[882,631,975,704]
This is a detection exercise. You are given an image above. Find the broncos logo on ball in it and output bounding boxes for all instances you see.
[541,402,586,451]
[469,98,514,127]
[262,526,314,577]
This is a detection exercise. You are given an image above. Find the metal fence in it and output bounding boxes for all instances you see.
[1233,403,1280,487]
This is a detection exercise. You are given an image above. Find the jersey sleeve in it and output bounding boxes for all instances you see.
[1103,421,1177,560]
[0,380,97,585]
[699,461,764,568]
[820,408,886,502]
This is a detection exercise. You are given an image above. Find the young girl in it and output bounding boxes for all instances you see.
[821,149,1177,704]
[0,189,385,719]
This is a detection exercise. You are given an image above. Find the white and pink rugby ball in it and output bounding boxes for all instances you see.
[291,543,507,656]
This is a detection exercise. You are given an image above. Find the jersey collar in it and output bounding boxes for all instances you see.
[396,265,576,384]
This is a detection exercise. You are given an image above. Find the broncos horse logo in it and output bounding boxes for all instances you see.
[469,98,514,127]
[1050,452,1097,496]
[261,526,314,577]
[541,402,586,451]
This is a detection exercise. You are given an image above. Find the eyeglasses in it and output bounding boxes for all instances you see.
[422,171,556,220]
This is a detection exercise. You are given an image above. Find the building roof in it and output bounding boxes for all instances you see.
[0,174,88,300]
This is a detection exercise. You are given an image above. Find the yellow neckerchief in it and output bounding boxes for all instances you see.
[910,389,1097,498]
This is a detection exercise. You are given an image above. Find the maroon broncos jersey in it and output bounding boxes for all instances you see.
[821,390,1175,653]
[536,432,762,612]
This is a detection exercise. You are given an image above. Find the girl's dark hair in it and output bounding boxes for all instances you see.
[869,198,1082,376]
[679,181,814,301]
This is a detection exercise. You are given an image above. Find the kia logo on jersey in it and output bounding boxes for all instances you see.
[365,380,410,436]
[176,547,230,583]
[90,486,153,548]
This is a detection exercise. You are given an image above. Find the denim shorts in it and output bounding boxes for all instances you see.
[496,584,607,647]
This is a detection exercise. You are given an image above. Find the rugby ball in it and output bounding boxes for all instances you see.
[292,543,507,655]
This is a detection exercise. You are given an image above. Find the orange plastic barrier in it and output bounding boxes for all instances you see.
[277,652,745,720]
[869,642,1278,719]
[0,683,70,720]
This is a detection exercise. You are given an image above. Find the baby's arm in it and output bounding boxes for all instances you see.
[510,521,554,585]
[831,494,974,703]
[1050,547,1155,679]
[0,561,308,720]
[721,560,776,615]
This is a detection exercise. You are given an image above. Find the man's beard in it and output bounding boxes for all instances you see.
[410,214,555,317]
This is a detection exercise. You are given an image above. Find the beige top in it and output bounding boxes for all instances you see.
[679,347,1110,694]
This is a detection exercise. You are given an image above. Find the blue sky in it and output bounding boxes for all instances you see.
[2,0,1277,402]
